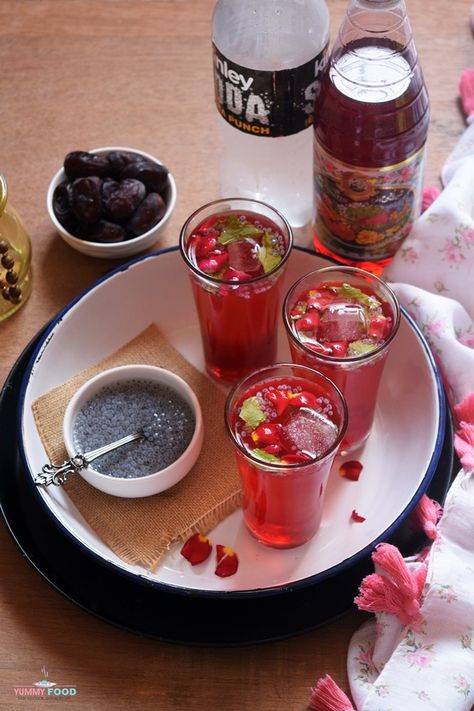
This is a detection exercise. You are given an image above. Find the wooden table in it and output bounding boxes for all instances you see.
[0,1,471,708]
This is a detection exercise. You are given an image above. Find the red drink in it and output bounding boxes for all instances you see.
[180,199,292,382]
[225,364,347,548]
[284,267,400,452]
[312,1,429,272]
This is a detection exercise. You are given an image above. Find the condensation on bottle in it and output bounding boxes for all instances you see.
[312,0,429,273]
[212,0,330,230]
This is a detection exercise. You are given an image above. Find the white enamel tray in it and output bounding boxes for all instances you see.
[18,247,445,595]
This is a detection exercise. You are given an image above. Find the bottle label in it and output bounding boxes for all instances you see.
[213,43,328,138]
[313,143,426,261]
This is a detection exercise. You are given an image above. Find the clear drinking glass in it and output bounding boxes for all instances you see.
[225,363,347,548]
[179,198,292,383]
[283,266,400,452]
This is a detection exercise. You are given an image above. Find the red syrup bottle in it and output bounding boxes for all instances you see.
[312,0,429,274]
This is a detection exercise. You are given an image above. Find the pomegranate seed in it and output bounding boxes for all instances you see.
[222,267,251,282]
[351,509,366,523]
[197,226,218,237]
[328,341,348,357]
[307,292,334,310]
[306,342,333,355]
[251,422,283,445]
[368,315,388,340]
[264,389,289,415]
[263,443,283,455]
[197,252,228,274]
[288,391,319,409]
[195,234,217,258]
[339,460,363,481]
[296,310,320,332]
[281,453,312,464]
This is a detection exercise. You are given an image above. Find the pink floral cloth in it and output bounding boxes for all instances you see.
[344,121,474,710]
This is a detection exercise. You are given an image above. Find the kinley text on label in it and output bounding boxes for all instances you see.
[214,52,326,135]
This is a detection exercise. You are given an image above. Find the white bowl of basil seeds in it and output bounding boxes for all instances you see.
[63,364,203,497]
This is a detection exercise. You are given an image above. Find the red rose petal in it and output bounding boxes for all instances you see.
[264,389,289,416]
[351,509,366,523]
[251,422,283,445]
[180,533,212,565]
[288,390,319,409]
[215,544,239,577]
[339,460,363,481]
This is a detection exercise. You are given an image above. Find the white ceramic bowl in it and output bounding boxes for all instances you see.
[63,364,203,497]
[46,146,177,259]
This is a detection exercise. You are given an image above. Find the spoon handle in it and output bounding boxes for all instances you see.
[34,432,145,487]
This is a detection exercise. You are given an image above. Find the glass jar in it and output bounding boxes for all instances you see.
[0,175,32,321]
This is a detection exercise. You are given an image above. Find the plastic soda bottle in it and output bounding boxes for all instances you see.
[212,0,330,229]
[312,0,429,272]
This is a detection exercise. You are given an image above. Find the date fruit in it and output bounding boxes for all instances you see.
[121,160,169,192]
[107,150,142,179]
[53,181,74,225]
[53,149,171,245]
[71,176,103,224]
[104,179,146,222]
[126,193,166,236]
[64,151,111,180]
[89,220,126,243]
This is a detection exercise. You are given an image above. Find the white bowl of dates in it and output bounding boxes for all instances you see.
[47,146,177,259]
[62,364,204,498]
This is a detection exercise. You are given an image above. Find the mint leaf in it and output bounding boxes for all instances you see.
[348,340,377,356]
[252,448,282,463]
[217,215,263,245]
[239,397,266,430]
[334,283,381,310]
[257,232,282,272]
[257,246,281,273]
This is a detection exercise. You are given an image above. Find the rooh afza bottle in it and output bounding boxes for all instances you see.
[212,0,330,229]
[312,0,429,272]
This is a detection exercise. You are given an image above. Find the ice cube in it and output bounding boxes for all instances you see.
[227,238,262,274]
[318,302,367,343]
[281,407,339,457]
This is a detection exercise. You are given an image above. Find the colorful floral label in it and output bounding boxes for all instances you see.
[313,143,425,261]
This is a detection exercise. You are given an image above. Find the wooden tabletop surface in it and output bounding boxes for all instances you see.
[0,1,472,708]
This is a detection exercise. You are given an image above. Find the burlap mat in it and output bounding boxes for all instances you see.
[31,324,241,571]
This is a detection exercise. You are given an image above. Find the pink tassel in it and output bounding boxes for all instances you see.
[459,68,474,117]
[421,185,441,212]
[309,675,355,711]
[354,543,426,627]
[410,494,443,540]
[372,544,417,597]
[415,545,432,562]
[454,422,474,470]
[454,393,474,470]
[454,392,474,426]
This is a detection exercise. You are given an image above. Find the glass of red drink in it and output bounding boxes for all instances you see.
[225,363,347,548]
[180,198,292,382]
[283,266,400,452]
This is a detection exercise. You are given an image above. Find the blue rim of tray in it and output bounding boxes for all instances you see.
[15,246,446,600]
